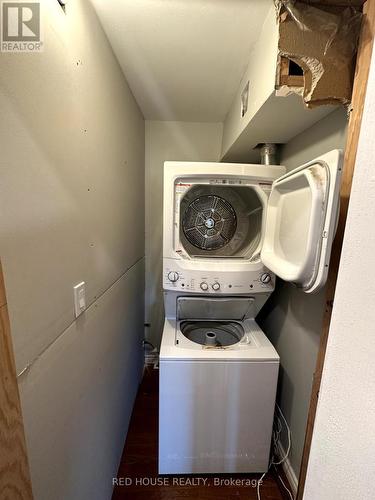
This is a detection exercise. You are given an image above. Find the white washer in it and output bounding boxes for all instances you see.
[159,150,343,474]
[159,294,279,474]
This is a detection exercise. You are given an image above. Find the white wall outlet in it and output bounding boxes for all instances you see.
[73,282,86,318]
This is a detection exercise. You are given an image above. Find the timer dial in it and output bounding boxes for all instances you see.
[260,273,271,284]
[167,271,179,282]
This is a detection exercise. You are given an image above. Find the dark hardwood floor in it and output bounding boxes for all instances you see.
[112,366,291,500]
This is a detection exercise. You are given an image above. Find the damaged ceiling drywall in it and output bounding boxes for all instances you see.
[275,0,363,108]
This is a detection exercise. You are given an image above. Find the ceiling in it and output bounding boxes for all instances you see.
[90,0,272,122]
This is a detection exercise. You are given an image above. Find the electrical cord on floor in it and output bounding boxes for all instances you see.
[256,403,294,500]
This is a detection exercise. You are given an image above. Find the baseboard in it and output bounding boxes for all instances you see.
[278,442,299,497]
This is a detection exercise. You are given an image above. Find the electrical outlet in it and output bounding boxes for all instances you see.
[73,282,86,318]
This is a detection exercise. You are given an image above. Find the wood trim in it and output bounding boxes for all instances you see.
[0,262,33,499]
[297,1,375,499]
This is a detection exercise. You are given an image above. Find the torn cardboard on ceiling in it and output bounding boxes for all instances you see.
[275,0,363,108]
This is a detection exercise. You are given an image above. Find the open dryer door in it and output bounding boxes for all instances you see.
[260,150,343,293]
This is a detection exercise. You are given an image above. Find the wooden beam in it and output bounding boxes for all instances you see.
[0,262,33,500]
[278,56,305,88]
[297,1,375,498]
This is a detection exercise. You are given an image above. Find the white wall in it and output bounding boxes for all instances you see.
[145,121,223,345]
[303,45,375,500]
[258,108,348,482]
[221,4,278,156]
[0,1,145,499]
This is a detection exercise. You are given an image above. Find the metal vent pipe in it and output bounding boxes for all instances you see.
[260,143,279,165]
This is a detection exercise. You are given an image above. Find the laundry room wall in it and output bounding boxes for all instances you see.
[145,121,223,346]
[258,108,348,487]
[0,1,144,499]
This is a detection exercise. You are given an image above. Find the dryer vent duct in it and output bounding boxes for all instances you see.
[260,143,279,166]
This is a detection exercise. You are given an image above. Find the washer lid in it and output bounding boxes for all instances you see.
[261,149,343,293]
[177,297,255,321]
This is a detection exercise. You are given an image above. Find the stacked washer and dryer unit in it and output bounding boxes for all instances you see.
[159,151,342,474]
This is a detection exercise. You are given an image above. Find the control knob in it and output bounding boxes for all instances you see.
[200,282,209,291]
[212,282,221,291]
[167,271,179,282]
[260,273,272,284]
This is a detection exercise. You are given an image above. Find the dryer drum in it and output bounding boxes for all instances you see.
[182,195,237,251]
[179,185,264,259]
[180,321,244,347]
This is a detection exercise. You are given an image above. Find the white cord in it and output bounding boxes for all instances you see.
[273,403,291,466]
[256,403,294,500]
[256,467,270,500]
[274,464,294,500]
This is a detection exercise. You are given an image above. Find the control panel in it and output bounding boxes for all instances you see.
[163,266,274,294]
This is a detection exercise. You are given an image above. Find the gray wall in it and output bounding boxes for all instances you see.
[145,121,223,346]
[258,108,348,480]
[0,1,145,499]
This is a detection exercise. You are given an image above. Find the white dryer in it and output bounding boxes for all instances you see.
[163,149,342,295]
[159,150,343,475]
